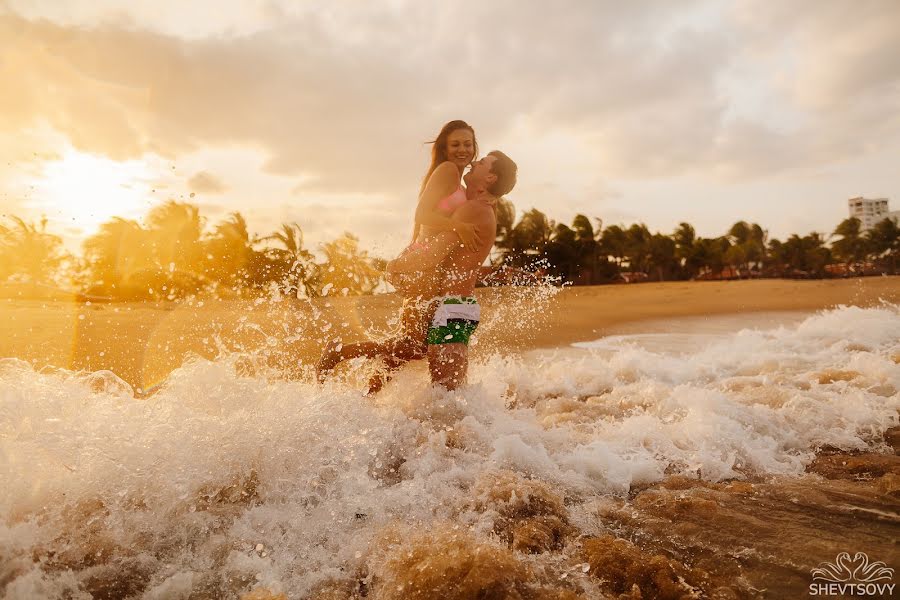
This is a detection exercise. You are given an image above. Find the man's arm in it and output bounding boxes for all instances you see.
[438,204,497,293]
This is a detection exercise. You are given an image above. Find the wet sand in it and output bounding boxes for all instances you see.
[1,277,897,390]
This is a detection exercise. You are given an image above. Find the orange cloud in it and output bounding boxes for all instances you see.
[187,171,226,194]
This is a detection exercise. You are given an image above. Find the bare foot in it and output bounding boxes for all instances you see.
[315,340,344,383]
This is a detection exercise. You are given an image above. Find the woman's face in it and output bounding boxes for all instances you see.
[444,129,475,173]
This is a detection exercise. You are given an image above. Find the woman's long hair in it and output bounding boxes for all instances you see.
[419,120,478,197]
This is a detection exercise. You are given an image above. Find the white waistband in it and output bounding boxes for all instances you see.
[431,299,480,327]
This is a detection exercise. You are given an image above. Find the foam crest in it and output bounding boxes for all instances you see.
[1,304,897,597]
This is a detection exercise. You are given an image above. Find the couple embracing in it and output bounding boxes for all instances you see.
[316,120,517,393]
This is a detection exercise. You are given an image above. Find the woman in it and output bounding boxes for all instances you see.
[316,120,480,391]
[386,120,480,294]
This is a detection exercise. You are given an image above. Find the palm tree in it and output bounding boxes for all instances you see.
[544,223,578,282]
[502,208,553,269]
[145,201,204,275]
[693,236,729,277]
[599,224,628,269]
[571,214,595,242]
[782,232,831,277]
[647,233,677,281]
[722,221,768,276]
[0,216,66,284]
[672,222,699,279]
[203,212,255,290]
[492,198,517,266]
[571,214,600,284]
[317,233,381,296]
[83,217,152,292]
[766,238,787,277]
[831,218,868,270]
[624,223,652,274]
[263,222,317,297]
[866,217,900,274]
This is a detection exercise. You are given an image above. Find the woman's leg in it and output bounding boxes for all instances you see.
[315,339,389,383]
[316,295,438,388]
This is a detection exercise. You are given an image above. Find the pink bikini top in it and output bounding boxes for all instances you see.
[436,185,467,216]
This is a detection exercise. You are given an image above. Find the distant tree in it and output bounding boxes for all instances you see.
[727,221,751,245]
[766,238,784,276]
[725,220,766,275]
[316,233,382,296]
[262,222,318,297]
[502,208,553,269]
[831,217,868,268]
[782,232,831,277]
[693,236,730,277]
[544,223,578,282]
[672,222,700,279]
[0,216,67,284]
[866,217,900,274]
[203,212,255,291]
[624,223,652,274]
[145,201,204,275]
[599,224,628,268]
[724,243,748,275]
[748,223,767,269]
[82,217,154,294]
[572,214,595,242]
[647,233,677,281]
[492,198,517,266]
[571,214,601,284]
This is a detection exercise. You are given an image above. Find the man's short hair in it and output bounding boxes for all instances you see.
[487,150,517,196]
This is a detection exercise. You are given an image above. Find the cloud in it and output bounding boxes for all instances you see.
[187,171,226,194]
[0,0,899,249]
[0,3,744,193]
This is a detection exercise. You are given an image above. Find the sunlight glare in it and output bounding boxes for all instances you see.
[31,150,155,234]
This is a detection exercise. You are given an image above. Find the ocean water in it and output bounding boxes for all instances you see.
[1,304,898,598]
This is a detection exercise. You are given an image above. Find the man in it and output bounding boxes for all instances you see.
[426,150,516,389]
[315,150,517,392]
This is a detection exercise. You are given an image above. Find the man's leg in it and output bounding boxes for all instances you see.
[424,297,479,390]
[427,343,468,390]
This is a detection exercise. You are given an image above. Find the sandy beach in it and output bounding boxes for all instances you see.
[1,277,897,391]
[2,277,898,598]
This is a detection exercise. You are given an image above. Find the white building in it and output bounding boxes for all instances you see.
[847,197,890,230]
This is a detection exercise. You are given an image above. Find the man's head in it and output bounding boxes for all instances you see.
[464,150,517,197]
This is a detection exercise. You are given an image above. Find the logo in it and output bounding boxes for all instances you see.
[809,552,895,597]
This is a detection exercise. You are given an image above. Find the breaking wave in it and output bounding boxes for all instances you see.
[1,304,898,598]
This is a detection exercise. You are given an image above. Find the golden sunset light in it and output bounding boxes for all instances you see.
[28,150,155,234]
[1,2,898,598]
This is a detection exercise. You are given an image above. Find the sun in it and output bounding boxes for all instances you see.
[30,150,156,235]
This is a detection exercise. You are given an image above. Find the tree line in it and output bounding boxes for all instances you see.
[0,202,381,300]
[1,200,898,300]
[492,203,899,284]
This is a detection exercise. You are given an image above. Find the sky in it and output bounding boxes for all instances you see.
[1,0,898,257]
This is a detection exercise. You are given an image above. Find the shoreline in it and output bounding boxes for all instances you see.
[0,277,897,389]
[2,277,897,597]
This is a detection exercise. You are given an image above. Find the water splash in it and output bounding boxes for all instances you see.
[1,304,897,598]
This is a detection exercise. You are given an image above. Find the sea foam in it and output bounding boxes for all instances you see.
[1,304,897,598]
